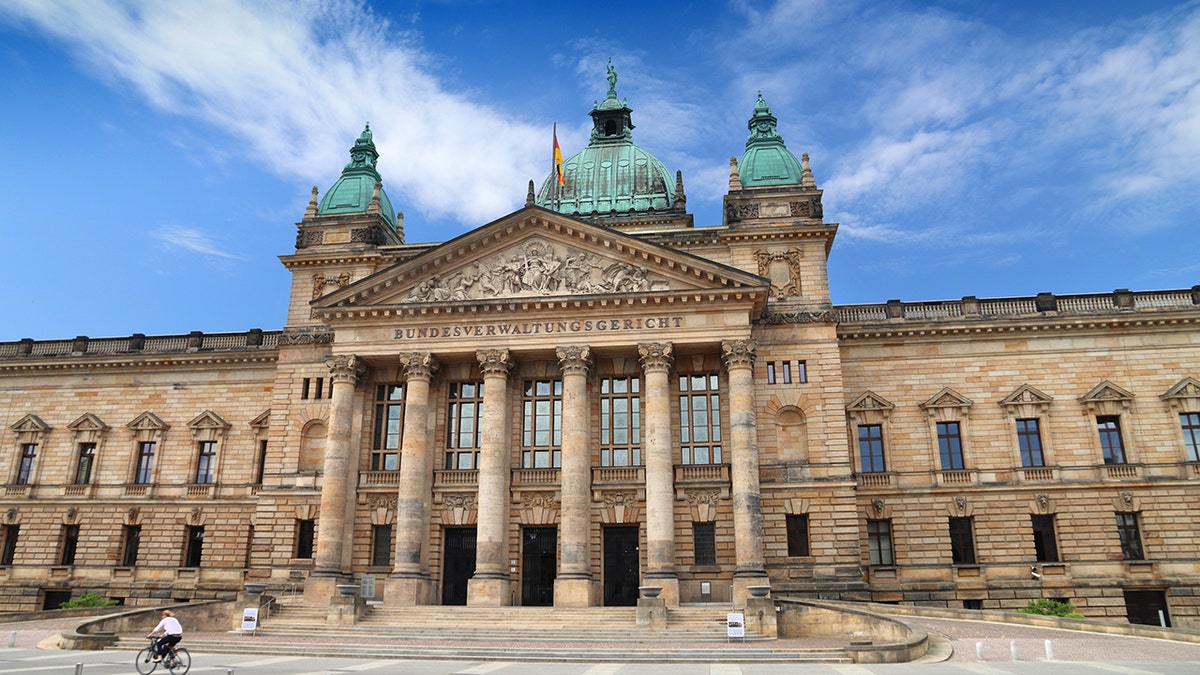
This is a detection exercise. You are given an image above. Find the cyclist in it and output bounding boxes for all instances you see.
[146,609,183,662]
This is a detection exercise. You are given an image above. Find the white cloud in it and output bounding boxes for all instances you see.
[154,225,242,260]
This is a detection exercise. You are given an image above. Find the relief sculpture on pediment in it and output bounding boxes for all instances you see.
[406,237,665,302]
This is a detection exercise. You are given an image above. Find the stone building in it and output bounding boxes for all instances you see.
[2,71,1199,628]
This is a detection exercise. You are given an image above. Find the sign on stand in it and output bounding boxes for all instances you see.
[240,607,259,634]
[726,612,745,641]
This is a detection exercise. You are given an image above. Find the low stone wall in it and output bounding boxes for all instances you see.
[777,599,929,664]
[59,600,233,650]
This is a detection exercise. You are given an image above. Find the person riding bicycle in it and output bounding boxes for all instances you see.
[146,609,183,662]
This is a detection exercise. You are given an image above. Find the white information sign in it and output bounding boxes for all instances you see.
[240,607,259,632]
[726,612,745,639]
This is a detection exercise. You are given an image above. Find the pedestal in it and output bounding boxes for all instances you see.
[636,596,667,628]
[384,575,433,605]
[744,597,777,638]
[553,577,595,607]
[642,575,680,607]
[730,576,770,608]
[467,577,511,606]
[303,574,345,603]
[328,593,365,626]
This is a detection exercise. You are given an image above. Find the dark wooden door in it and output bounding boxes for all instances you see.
[441,527,476,606]
[521,527,557,606]
[603,525,639,606]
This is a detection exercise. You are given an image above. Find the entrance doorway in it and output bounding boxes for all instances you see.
[603,525,639,606]
[521,527,557,606]
[1124,589,1170,627]
[441,527,476,606]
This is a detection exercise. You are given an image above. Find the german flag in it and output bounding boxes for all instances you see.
[553,124,565,186]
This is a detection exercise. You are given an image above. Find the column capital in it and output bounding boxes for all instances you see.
[721,339,757,371]
[399,352,439,381]
[556,345,592,375]
[326,354,366,385]
[476,348,514,377]
[638,342,674,374]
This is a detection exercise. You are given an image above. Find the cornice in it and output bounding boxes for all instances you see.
[0,352,279,373]
[837,314,1200,341]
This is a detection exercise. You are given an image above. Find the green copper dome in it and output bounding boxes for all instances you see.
[535,62,676,217]
[317,124,398,229]
[738,93,804,187]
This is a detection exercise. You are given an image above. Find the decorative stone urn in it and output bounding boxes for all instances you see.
[242,583,267,595]
[335,584,359,597]
[747,585,771,598]
[638,586,663,599]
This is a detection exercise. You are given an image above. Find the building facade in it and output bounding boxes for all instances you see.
[2,74,1199,627]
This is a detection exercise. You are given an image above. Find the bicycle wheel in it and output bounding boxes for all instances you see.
[166,647,190,675]
[134,647,158,675]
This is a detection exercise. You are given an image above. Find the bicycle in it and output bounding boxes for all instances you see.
[135,636,191,675]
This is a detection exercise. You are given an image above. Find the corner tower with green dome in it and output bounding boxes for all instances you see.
[535,61,692,231]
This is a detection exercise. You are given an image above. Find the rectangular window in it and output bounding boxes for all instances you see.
[949,517,975,564]
[445,382,484,470]
[15,443,37,485]
[1116,513,1144,560]
[1017,418,1045,467]
[134,442,155,484]
[1031,514,1059,563]
[1098,416,1126,464]
[184,526,204,567]
[60,525,80,566]
[786,514,810,557]
[522,379,563,468]
[867,519,894,566]
[194,441,217,484]
[371,524,393,567]
[858,424,885,473]
[679,374,723,465]
[1,525,18,565]
[693,522,716,566]
[121,525,141,567]
[600,377,641,467]
[372,384,405,471]
[766,360,807,384]
[74,443,96,484]
[295,519,315,559]
[937,422,965,470]
[254,440,268,484]
[302,377,326,400]
[1181,412,1200,462]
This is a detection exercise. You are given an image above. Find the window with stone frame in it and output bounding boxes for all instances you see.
[254,440,268,484]
[372,384,405,471]
[183,525,204,567]
[121,525,141,567]
[949,517,976,564]
[1031,514,1059,563]
[857,424,885,473]
[1116,512,1144,560]
[0,525,17,565]
[786,514,810,557]
[294,519,315,559]
[937,422,965,470]
[59,524,80,566]
[692,521,716,566]
[1017,419,1045,467]
[1097,416,1127,464]
[522,379,563,469]
[74,443,96,484]
[15,443,36,485]
[1181,412,1200,462]
[600,376,641,467]
[134,441,155,484]
[194,441,217,484]
[766,360,807,385]
[867,519,894,566]
[679,373,723,465]
[371,524,393,567]
[445,381,484,470]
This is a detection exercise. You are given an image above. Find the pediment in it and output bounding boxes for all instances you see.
[187,410,231,431]
[250,410,271,430]
[847,391,895,413]
[1161,377,1200,412]
[126,411,169,431]
[67,413,109,432]
[1079,380,1134,404]
[999,384,1053,408]
[8,414,49,434]
[919,387,973,412]
[314,207,768,314]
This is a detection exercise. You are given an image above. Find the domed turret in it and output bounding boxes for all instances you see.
[737,93,804,187]
[317,124,399,231]
[535,62,685,226]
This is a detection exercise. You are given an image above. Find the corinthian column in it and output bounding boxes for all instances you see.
[305,354,365,602]
[555,345,593,606]
[638,342,679,606]
[722,339,769,605]
[468,348,514,606]
[386,351,439,605]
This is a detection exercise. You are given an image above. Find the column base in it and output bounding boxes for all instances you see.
[384,575,433,606]
[303,574,348,603]
[467,576,512,606]
[641,575,680,608]
[553,577,596,607]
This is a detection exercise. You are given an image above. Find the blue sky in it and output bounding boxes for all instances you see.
[1,0,1197,341]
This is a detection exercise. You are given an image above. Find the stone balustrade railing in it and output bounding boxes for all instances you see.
[0,329,279,359]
